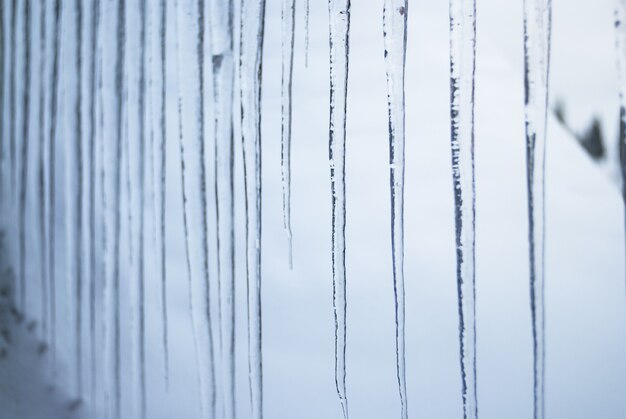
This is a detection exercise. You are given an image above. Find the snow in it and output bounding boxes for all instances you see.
[1,0,624,418]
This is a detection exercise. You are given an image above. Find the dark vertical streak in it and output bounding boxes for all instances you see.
[19,0,32,313]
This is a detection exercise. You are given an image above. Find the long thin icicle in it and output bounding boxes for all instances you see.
[523,1,551,418]
[71,0,84,397]
[138,0,148,415]
[37,0,48,341]
[19,0,31,314]
[88,0,100,404]
[616,0,626,279]
[281,0,295,268]
[48,0,63,374]
[176,0,216,416]
[240,0,266,417]
[449,0,477,418]
[209,0,236,415]
[383,1,407,418]
[154,0,169,383]
[328,1,350,418]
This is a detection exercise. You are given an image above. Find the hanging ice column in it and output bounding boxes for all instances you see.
[382,1,408,418]
[449,0,477,418]
[523,1,551,418]
[281,0,295,267]
[616,0,626,268]
[176,0,216,416]
[240,0,266,418]
[328,1,351,418]
[208,0,236,416]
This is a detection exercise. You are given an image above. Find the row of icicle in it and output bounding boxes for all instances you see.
[4,0,626,418]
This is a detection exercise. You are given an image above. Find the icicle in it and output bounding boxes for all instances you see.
[449,0,477,418]
[9,0,16,204]
[37,0,48,344]
[88,0,101,405]
[281,0,295,268]
[68,0,85,398]
[48,0,63,375]
[19,0,32,315]
[139,0,148,415]
[153,0,169,384]
[208,0,236,415]
[523,1,551,418]
[616,0,626,277]
[327,1,350,417]
[176,0,216,416]
[304,0,310,67]
[383,1,408,418]
[240,1,266,418]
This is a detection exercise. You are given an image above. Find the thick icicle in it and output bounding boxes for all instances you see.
[208,0,236,415]
[449,0,477,418]
[281,0,295,267]
[239,0,266,417]
[383,1,408,418]
[327,1,350,417]
[175,0,216,416]
[616,0,626,278]
[523,1,551,418]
